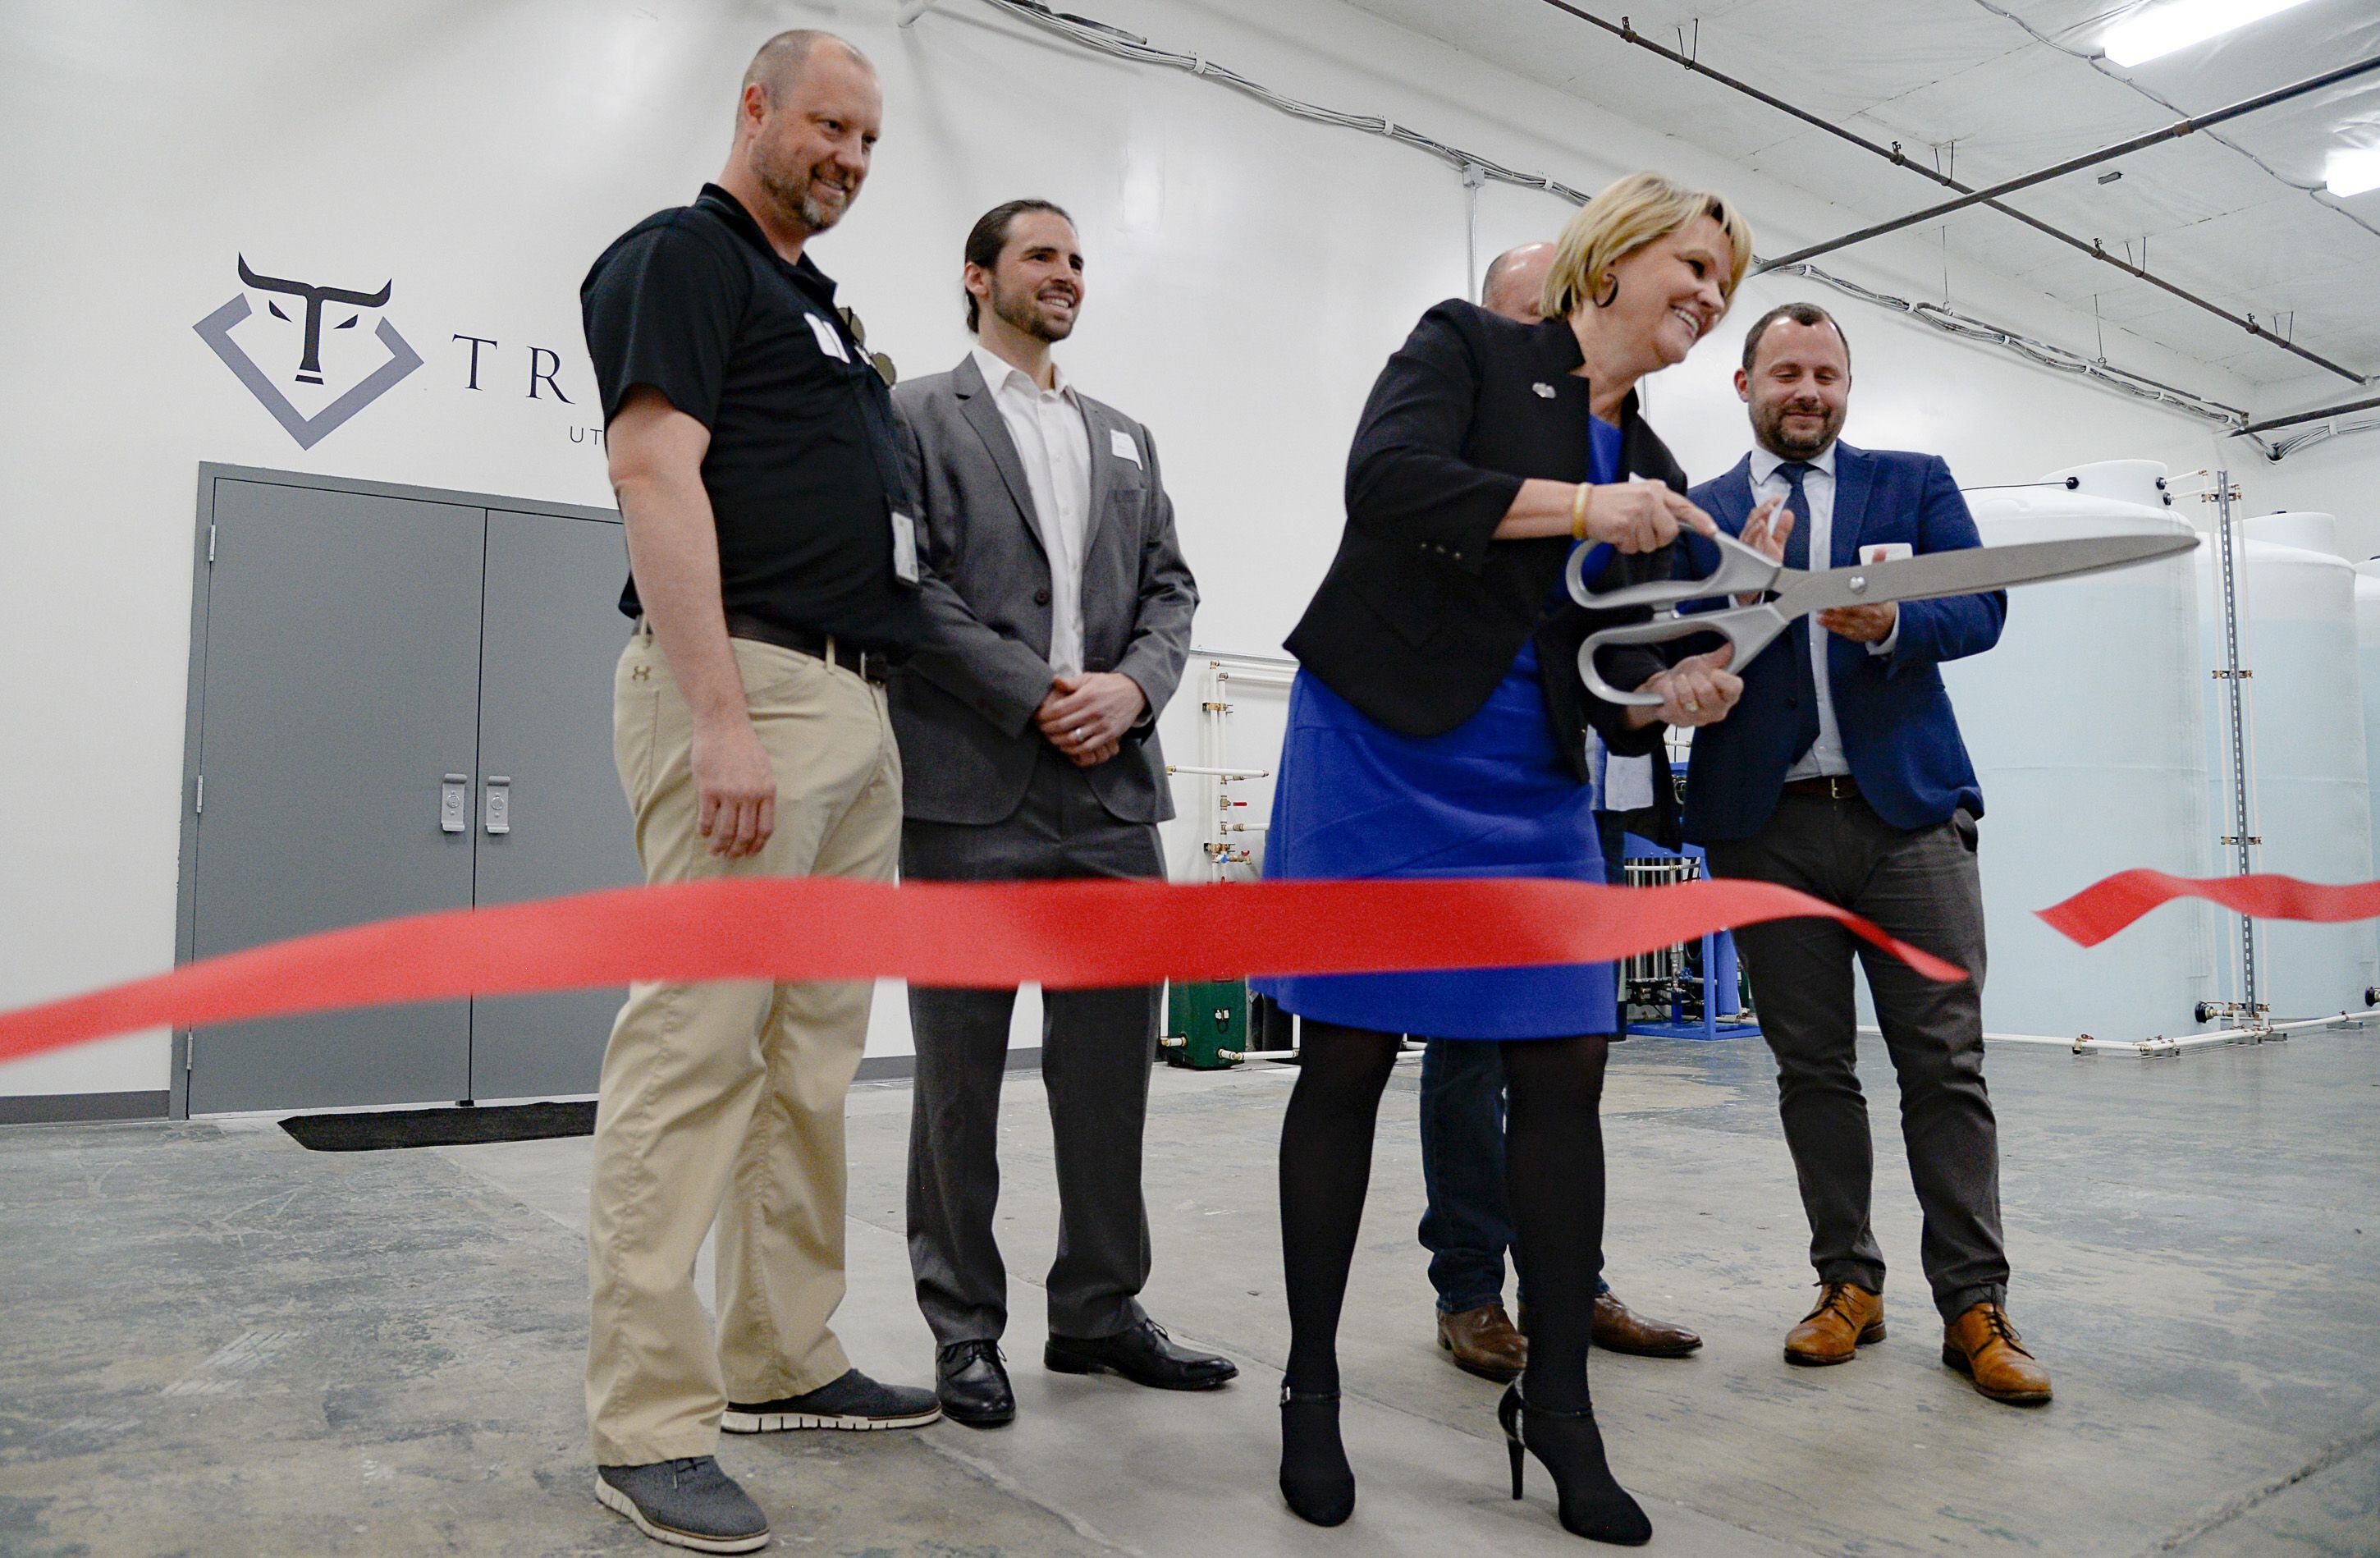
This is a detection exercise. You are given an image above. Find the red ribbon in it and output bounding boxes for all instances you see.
[2037,869,2380,949]
[0,875,1966,1068]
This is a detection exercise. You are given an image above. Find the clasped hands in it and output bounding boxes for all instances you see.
[1037,671,1145,767]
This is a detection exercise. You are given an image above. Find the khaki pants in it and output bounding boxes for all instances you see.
[586,630,902,1466]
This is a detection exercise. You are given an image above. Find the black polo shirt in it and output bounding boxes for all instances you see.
[582,184,921,653]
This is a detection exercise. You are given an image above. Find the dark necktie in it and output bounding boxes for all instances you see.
[1776,461,1822,763]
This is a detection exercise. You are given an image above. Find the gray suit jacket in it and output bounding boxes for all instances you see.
[890,352,1198,826]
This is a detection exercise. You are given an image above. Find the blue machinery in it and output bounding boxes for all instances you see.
[1159,841,1761,1065]
[1618,835,1760,1041]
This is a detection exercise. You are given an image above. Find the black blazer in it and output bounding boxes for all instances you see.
[1284,300,1682,779]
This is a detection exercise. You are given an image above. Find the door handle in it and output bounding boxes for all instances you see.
[484,776,511,836]
[440,773,470,834]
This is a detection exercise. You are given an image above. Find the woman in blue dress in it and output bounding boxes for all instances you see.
[1259,173,1756,1545]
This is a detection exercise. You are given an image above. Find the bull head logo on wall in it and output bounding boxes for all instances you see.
[195,256,423,449]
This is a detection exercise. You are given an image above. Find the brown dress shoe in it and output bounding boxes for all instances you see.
[1942,1302,2053,1404]
[1783,1281,1885,1365]
[1591,1290,1703,1357]
[1437,1302,1526,1382]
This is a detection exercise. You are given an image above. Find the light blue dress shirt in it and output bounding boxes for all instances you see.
[1748,442,1897,781]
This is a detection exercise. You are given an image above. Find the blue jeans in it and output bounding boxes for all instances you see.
[1416,813,1630,1313]
[1417,1042,1613,1311]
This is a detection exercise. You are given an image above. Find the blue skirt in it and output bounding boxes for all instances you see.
[1252,648,1618,1040]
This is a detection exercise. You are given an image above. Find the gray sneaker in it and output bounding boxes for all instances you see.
[595,1457,769,1554]
[723,1368,942,1432]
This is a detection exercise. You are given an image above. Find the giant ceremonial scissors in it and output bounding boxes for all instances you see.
[1565,528,2199,707]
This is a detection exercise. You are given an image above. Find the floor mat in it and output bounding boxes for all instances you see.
[281,1099,595,1152]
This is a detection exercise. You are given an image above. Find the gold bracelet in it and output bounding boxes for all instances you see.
[1570,483,1592,542]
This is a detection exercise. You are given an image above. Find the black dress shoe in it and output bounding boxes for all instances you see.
[1045,1319,1238,1391]
[936,1339,1015,1427]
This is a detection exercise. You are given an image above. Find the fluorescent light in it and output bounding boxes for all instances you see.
[2103,0,2317,67]
[2330,148,2380,199]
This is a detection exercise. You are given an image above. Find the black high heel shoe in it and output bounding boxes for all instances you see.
[1497,1382,1652,1546]
[1279,1383,1356,1526]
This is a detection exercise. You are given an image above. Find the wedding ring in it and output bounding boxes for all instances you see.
[1682,699,1701,714]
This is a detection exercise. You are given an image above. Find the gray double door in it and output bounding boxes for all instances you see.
[183,471,641,1114]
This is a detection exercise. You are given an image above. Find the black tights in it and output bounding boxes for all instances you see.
[1278,1021,1610,1411]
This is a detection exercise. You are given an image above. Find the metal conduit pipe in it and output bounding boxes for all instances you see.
[963,0,2269,437]
[1864,1026,2119,1047]
[1763,55,2380,282]
[1187,649,1293,879]
[2240,392,2380,437]
[1224,1043,1425,1064]
[1866,1010,2380,1057]
[1528,0,2370,384]
[2070,1010,2380,1056]
[1462,162,1489,302]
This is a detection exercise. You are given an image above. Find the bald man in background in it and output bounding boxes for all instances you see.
[1480,240,1556,322]
[1415,242,1703,1384]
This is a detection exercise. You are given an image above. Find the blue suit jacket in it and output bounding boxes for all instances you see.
[1679,443,2005,842]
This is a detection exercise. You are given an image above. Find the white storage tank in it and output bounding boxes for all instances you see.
[2041,459,2175,511]
[2197,522,2379,1018]
[1945,465,2221,1041]
[2241,510,2341,557]
[2359,559,2380,823]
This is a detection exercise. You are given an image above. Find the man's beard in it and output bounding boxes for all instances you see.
[1755,399,1842,460]
[991,282,1073,343]
[757,153,853,233]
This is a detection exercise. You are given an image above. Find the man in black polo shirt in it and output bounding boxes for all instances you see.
[578,29,933,1554]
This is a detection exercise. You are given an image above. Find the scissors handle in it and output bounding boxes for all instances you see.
[1577,602,1792,708]
[1565,527,1783,611]
[1568,528,1790,710]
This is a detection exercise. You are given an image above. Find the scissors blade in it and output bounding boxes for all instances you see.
[1776,532,2198,615]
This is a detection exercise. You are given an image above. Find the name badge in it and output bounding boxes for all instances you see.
[890,511,921,584]
[1109,428,1141,466]
[1861,542,1914,564]
[806,313,850,363]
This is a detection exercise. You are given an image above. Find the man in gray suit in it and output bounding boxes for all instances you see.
[890,199,1229,1428]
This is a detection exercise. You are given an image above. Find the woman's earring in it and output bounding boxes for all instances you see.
[1595,276,1619,309]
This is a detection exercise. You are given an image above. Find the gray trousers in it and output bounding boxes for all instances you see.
[1706,795,2007,1322]
[901,746,1165,1348]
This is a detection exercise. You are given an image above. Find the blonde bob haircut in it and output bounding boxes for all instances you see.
[1541,172,1754,323]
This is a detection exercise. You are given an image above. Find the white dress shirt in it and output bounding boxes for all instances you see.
[973,345,1094,676]
[1600,749,1655,813]
[1749,442,1897,781]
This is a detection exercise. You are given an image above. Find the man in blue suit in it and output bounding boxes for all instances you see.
[1681,302,2051,1405]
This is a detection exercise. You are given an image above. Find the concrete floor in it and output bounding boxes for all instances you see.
[2,1032,2377,1556]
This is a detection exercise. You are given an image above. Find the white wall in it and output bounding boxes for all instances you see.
[1,0,2261,1097]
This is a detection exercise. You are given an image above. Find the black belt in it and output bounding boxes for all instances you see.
[639,614,890,683]
[1780,774,1860,800]
[725,613,890,683]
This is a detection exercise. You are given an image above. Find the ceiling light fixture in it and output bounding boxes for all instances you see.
[2328,146,2380,197]
[2103,0,2318,68]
